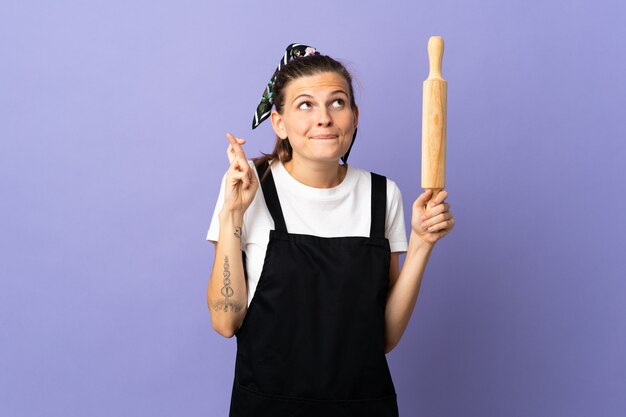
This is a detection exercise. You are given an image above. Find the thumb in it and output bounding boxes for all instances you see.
[414,189,433,211]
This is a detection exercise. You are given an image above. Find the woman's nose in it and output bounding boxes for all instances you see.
[317,108,333,127]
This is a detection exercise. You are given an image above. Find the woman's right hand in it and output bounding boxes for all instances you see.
[222,133,258,214]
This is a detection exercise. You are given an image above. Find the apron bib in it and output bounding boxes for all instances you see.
[229,162,399,417]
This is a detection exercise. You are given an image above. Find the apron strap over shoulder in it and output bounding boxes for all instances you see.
[370,173,387,239]
[255,161,288,233]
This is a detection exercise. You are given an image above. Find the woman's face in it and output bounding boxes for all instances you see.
[271,71,358,165]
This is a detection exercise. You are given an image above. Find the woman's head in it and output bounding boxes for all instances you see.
[254,53,358,168]
[271,54,357,115]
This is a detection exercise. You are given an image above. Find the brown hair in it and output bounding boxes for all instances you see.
[252,54,357,174]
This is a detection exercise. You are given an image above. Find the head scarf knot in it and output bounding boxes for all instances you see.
[252,43,319,129]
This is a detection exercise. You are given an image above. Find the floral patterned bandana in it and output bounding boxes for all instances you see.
[252,43,319,129]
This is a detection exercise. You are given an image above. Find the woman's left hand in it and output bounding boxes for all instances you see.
[411,189,455,246]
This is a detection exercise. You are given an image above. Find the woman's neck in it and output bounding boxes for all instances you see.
[283,158,347,189]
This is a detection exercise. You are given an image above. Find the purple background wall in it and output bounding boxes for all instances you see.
[2,1,625,416]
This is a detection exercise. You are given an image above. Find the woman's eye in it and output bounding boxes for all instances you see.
[331,99,345,109]
[298,101,312,110]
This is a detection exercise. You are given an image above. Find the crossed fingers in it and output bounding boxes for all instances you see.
[225,133,253,190]
[226,133,247,164]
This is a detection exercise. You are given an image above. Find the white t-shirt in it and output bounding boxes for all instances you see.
[207,160,408,307]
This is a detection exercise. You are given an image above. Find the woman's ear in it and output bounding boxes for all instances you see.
[353,105,359,128]
[270,110,288,140]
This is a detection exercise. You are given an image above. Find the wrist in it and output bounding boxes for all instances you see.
[219,208,244,224]
[408,230,435,254]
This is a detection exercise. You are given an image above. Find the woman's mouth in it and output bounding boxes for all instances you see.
[310,134,338,140]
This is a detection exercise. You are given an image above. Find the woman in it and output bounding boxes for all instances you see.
[206,43,455,417]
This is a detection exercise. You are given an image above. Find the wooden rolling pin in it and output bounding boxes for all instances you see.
[421,36,447,207]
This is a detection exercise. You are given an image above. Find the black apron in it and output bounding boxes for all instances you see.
[229,162,399,417]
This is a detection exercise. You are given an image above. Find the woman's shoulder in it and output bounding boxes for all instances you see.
[347,165,401,189]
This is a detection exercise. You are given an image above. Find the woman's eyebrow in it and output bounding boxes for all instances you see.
[292,94,314,103]
[292,90,348,104]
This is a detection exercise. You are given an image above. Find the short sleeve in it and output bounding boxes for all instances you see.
[385,180,408,253]
[206,172,227,242]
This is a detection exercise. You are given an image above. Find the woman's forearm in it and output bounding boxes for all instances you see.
[384,232,434,353]
[207,209,248,338]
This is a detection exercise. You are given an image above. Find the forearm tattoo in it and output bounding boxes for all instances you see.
[234,226,241,239]
[212,255,243,312]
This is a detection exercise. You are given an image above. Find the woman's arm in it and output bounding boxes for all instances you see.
[384,239,433,353]
[207,210,248,338]
[207,134,258,338]
[383,189,455,353]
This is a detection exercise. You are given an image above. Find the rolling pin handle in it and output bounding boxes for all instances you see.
[427,36,445,81]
